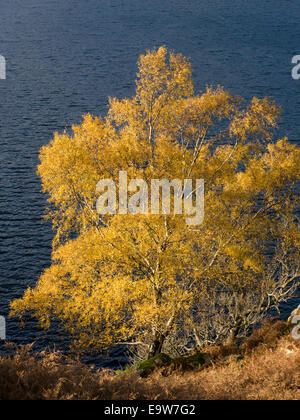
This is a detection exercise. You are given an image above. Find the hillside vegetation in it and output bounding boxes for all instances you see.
[0,321,299,400]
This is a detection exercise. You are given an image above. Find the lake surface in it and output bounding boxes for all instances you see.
[0,0,300,368]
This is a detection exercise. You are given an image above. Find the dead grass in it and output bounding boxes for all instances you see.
[0,322,299,400]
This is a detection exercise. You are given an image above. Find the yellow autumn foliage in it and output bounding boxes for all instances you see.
[10,47,300,355]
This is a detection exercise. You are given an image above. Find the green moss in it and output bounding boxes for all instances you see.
[116,351,211,378]
[138,353,172,370]
[171,352,207,369]
[222,354,244,364]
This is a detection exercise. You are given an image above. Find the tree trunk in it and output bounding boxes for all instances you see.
[148,332,165,358]
[226,326,239,345]
[193,326,203,349]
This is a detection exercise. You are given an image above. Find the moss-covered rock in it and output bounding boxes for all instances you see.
[222,354,244,364]
[139,353,172,369]
[171,352,213,370]
[122,351,214,378]
[136,353,172,377]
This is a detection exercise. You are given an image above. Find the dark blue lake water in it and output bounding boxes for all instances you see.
[0,0,299,368]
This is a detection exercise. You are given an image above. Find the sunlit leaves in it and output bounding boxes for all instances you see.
[10,47,300,353]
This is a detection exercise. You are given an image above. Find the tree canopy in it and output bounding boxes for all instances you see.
[10,47,300,356]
